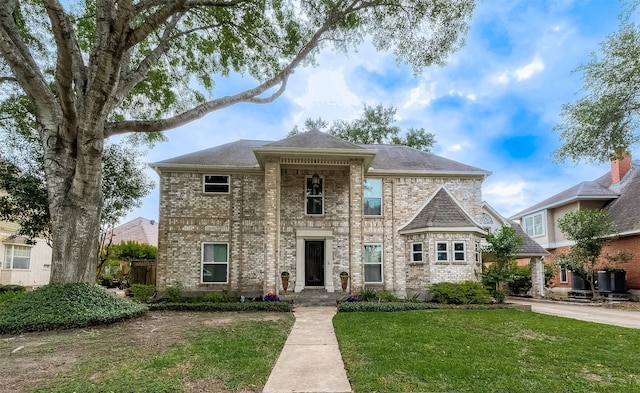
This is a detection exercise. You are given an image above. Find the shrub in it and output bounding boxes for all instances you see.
[0,283,147,334]
[0,284,27,303]
[0,284,26,294]
[508,264,532,295]
[337,301,514,312]
[129,284,156,303]
[165,281,184,302]
[148,301,293,312]
[202,292,230,303]
[376,290,399,302]
[429,281,492,305]
[359,287,377,302]
[99,275,114,288]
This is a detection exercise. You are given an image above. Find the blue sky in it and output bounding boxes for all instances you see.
[122,0,636,224]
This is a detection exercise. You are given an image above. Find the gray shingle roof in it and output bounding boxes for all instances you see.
[511,180,618,218]
[151,131,490,176]
[601,163,640,234]
[510,161,640,236]
[401,188,482,231]
[364,144,489,174]
[510,222,549,257]
[263,130,365,150]
[152,140,269,169]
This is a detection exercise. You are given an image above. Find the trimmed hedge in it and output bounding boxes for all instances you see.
[337,301,515,312]
[0,283,147,334]
[148,301,293,312]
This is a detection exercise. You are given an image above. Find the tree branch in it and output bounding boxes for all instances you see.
[42,0,87,132]
[0,76,18,84]
[106,5,347,136]
[0,2,59,124]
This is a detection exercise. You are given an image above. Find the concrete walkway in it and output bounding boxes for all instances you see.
[509,298,640,329]
[263,307,351,393]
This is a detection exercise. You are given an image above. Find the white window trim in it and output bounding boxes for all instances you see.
[411,242,423,263]
[364,178,383,217]
[201,242,229,284]
[523,212,545,237]
[364,243,383,284]
[436,241,449,262]
[3,244,32,270]
[559,266,568,283]
[203,174,231,194]
[453,241,466,262]
[305,175,324,216]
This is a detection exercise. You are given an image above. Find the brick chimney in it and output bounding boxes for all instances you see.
[611,152,632,185]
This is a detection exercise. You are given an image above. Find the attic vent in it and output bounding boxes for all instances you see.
[280,157,350,166]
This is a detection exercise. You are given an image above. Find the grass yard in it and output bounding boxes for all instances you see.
[334,309,640,393]
[1,311,293,393]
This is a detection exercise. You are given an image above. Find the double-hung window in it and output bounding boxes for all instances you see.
[436,242,448,262]
[524,212,544,237]
[203,175,230,193]
[364,178,382,216]
[306,176,323,215]
[364,244,383,283]
[3,244,31,269]
[411,242,423,262]
[202,243,228,283]
[560,266,568,283]
[453,242,466,262]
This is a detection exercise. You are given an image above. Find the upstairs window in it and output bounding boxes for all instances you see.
[364,178,382,216]
[204,175,230,193]
[306,176,324,215]
[3,244,31,269]
[524,212,544,237]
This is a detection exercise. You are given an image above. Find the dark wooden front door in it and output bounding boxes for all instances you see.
[305,241,325,286]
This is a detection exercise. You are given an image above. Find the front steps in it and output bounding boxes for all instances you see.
[281,288,344,306]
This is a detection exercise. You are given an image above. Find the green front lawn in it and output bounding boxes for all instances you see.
[334,309,640,393]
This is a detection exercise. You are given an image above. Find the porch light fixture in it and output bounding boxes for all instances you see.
[311,172,321,188]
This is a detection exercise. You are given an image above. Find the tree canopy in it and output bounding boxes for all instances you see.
[290,103,436,151]
[554,2,640,164]
[482,224,524,293]
[0,0,474,283]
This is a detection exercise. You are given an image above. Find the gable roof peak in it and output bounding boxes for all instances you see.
[263,129,366,150]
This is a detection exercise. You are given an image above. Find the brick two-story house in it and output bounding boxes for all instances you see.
[152,130,498,298]
[511,154,640,298]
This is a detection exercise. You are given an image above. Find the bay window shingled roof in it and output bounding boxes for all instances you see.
[400,188,483,231]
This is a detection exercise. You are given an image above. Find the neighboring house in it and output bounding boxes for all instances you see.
[481,202,549,296]
[106,217,159,286]
[510,154,640,298]
[0,220,52,288]
[153,130,501,298]
[109,217,159,247]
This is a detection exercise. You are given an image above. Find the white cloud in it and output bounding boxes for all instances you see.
[402,84,436,109]
[515,57,545,81]
[482,180,529,217]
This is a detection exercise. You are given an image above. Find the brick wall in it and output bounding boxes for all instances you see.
[548,235,640,291]
[157,166,485,296]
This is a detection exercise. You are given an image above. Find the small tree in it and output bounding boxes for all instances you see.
[557,209,617,299]
[482,225,524,294]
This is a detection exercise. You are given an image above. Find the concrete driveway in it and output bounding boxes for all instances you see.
[509,298,640,329]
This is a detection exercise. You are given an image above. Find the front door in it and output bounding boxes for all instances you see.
[305,240,325,286]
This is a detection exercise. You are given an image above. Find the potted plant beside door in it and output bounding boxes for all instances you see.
[281,271,290,292]
[340,271,349,293]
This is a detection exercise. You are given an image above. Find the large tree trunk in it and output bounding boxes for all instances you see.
[44,121,104,284]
